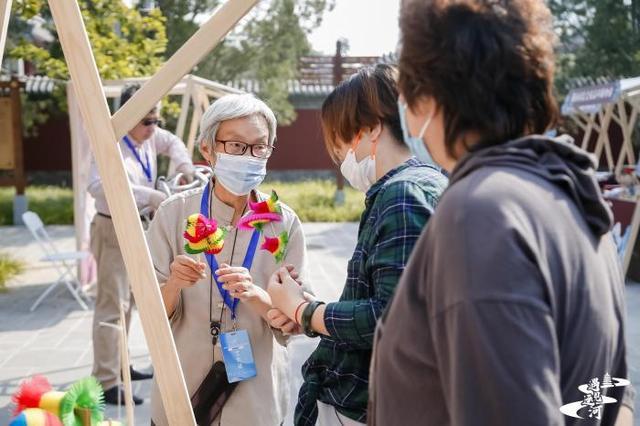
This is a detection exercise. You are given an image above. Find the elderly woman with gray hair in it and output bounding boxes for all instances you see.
[146,94,308,425]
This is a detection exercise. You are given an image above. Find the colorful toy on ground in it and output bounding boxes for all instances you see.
[9,408,62,426]
[58,377,105,426]
[11,376,105,426]
[261,231,289,263]
[11,376,53,416]
[184,213,226,255]
[238,191,282,231]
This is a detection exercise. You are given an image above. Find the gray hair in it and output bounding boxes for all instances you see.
[197,94,277,147]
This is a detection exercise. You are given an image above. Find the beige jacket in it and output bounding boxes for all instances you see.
[146,185,308,426]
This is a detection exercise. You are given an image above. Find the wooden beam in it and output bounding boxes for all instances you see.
[111,0,258,139]
[197,85,210,111]
[47,1,195,424]
[119,303,135,426]
[0,0,12,67]
[186,94,204,157]
[189,74,243,94]
[623,200,640,274]
[175,75,193,140]
[67,82,84,254]
[10,78,25,194]
[576,110,596,151]
[593,106,614,170]
[615,100,635,174]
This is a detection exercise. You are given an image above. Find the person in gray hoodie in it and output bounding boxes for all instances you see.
[369,1,634,425]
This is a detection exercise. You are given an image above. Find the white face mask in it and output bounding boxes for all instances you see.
[398,100,437,167]
[213,152,267,196]
[340,134,377,193]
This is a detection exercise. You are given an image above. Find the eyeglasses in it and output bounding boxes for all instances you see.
[215,139,274,159]
[141,118,162,127]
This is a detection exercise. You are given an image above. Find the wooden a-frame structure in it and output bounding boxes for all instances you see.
[563,78,640,275]
[0,1,259,424]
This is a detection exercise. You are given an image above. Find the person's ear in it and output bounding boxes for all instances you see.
[199,140,215,165]
[369,123,382,143]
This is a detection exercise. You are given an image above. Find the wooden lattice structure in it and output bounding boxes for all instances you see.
[562,77,640,274]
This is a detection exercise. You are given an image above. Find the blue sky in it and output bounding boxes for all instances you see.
[308,0,400,56]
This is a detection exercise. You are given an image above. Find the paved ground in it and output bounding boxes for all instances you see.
[0,224,639,425]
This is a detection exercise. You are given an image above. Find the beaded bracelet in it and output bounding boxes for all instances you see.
[302,300,325,338]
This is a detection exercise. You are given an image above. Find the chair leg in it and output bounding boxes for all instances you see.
[63,279,89,311]
[30,280,62,312]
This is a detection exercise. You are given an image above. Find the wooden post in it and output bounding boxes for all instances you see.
[119,303,135,426]
[186,91,204,157]
[175,75,193,141]
[623,200,640,275]
[593,106,614,170]
[0,0,12,67]
[579,112,595,151]
[10,77,26,224]
[68,83,86,253]
[614,99,637,175]
[111,0,259,139]
[333,40,345,205]
[47,1,196,424]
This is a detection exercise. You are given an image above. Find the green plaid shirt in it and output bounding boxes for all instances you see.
[296,158,448,425]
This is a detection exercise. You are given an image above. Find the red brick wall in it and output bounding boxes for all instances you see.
[268,109,333,170]
[22,108,334,172]
[24,114,71,171]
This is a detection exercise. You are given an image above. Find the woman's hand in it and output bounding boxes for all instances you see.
[216,263,266,302]
[267,308,302,335]
[267,266,306,320]
[166,255,207,290]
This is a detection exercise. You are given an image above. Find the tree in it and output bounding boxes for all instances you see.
[7,0,168,133]
[550,0,640,95]
[155,0,335,124]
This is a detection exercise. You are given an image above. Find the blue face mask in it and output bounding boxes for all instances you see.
[213,152,267,196]
[398,100,437,167]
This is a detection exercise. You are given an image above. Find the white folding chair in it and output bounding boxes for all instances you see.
[22,211,91,311]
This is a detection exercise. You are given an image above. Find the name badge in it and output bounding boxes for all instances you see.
[220,329,257,383]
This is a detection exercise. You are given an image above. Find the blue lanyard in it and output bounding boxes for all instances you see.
[201,182,259,319]
[123,135,152,183]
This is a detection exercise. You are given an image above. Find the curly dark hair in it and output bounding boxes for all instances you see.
[321,63,404,163]
[398,0,558,157]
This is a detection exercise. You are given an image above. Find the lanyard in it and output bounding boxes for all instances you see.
[123,135,152,183]
[201,182,259,320]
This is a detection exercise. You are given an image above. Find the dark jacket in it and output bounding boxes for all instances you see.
[369,136,633,426]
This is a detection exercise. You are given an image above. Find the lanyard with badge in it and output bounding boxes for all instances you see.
[123,135,153,183]
[201,182,259,382]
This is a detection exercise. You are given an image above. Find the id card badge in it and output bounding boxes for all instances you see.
[220,329,257,383]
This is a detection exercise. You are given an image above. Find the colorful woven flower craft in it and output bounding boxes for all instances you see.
[187,190,290,263]
[238,190,283,231]
[183,213,226,255]
[261,231,289,263]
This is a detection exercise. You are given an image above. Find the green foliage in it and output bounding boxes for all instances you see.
[8,0,168,135]
[260,180,364,222]
[156,0,334,124]
[550,0,640,95]
[0,253,25,292]
[0,186,74,225]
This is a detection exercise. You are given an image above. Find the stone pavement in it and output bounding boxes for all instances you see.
[0,224,639,425]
